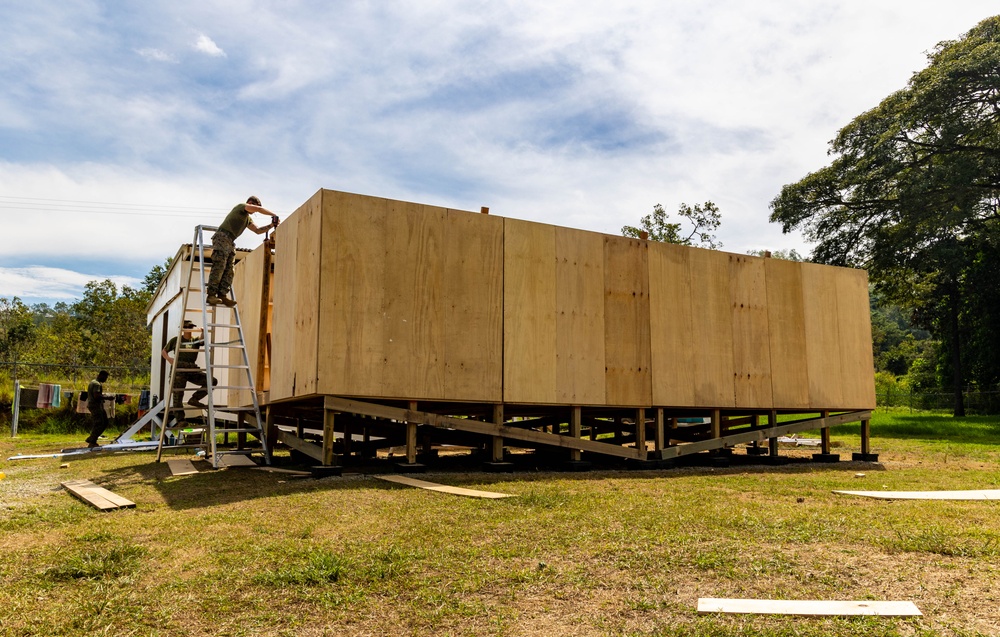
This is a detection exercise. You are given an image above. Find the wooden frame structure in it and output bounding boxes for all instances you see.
[228,189,877,468]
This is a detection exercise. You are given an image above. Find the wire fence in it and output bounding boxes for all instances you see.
[0,361,149,400]
[876,388,1000,413]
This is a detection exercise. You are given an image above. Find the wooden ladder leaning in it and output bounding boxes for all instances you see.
[155,224,270,469]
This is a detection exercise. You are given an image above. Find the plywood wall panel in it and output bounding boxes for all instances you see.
[442,210,503,402]
[764,259,810,409]
[603,236,651,407]
[729,255,773,408]
[230,243,267,407]
[649,242,697,406]
[835,268,877,409]
[317,191,387,397]
[688,248,736,407]
[270,190,322,399]
[802,262,844,409]
[554,227,606,405]
[503,218,557,404]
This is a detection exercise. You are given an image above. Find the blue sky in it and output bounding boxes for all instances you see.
[2,1,997,306]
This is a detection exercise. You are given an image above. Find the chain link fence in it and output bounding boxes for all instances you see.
[876,388,1000,413]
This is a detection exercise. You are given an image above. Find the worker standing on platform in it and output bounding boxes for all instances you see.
[206,196,280,306]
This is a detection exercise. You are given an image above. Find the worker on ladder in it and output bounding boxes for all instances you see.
[206,195,280,307]
[162,320,215,413]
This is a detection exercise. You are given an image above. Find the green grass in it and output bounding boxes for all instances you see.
[1,411,999,635]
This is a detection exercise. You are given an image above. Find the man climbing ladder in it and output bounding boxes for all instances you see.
[206,195,280,306]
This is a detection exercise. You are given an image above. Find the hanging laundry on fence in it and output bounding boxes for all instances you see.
[51,385,61,408]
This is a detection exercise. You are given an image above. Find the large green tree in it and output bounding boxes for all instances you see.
[770,16,1000,415]
[622,201,723,248]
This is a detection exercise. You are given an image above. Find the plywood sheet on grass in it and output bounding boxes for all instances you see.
[698,598,921,616]
[603,236,651,406]
[729,254,772,408]
[504,218,557,403]
[376,474,513,499]
[688,247,735,407]
[834,489,1000,500]
[764,258,810,409]
[555,227,606,405]
[270,190,322,400]
[648,241,696,407]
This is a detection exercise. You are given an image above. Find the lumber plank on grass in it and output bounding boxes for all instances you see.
[252,466,312,476]
[375,474,513,499]
[62,479,135,511]
[216,454,258,468]
[697,598,921,616]
[834,489,1000,500]
[166,458,199,476]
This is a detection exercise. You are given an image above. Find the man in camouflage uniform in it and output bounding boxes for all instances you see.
[162,320,215,411]
[85,370,110,448]
[206,195,280,306]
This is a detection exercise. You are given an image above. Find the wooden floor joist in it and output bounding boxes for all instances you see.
[62,479,135,511]
[375,474,513,499]
[697,598,922,616]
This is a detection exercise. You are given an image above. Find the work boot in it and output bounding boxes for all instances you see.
[206,294,225,306]
[188,398,207,409]
[218,294,237,307]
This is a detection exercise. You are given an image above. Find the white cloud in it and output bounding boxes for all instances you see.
[136,47,176,63]
[0,266,141,302]
[193,33,225,57]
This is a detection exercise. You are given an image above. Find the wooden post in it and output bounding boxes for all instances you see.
[343,419,353,457]
[768,410,778,456]
[861,418,871,455]
[635,408,647,460]
[322,408,336,466]
[406,401,418,465]
[264,406,275,462]
[570,406,582,461]
[821,410,831,455]
[491,404,504,462]
[711,409,721,439]
[255,238,272,392]
[654,408,665,451]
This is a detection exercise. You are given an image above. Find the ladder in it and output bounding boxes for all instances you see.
[156,224,270,468]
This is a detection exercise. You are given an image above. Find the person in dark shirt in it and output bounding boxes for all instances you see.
[85,370,110,448]
[162,320,215,411]
[205,196,279,306]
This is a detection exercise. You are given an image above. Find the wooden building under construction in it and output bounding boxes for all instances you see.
[227,188,876,468]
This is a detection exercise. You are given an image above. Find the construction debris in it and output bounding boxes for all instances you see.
[62,479,135,511]
[697,598,921,616]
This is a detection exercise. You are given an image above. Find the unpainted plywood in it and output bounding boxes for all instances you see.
[603,236,651,406]
[648,241,696,407]
[687,248,736,407]
[801,262,844,409]
[729,254,773,408]
[764,258,810,409]
[835,268,877,409]
[555,227,606,405]
[380,200,447,398]
[375,474,513,499]
[62,479,135,511]
[270,191,313,399]
[698,598,921,617]
[317,191,388,397]
[504,218,557,403]
[443,209,503,402]
[230,243,268,407]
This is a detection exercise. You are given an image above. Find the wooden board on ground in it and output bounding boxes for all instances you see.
[166,458,199,476]
[216,454,258,468]
[253,466,312,476]
[834,489,1000,500]
[62,479,136,511]
[375,474,513,499]
[697,598,922,616]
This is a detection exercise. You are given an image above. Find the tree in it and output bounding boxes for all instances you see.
[622,201,723,248]
[142,257,172,295]
[745,248,805,261]
[72,280,151,369]
[769,16,1000,415]
[0,297,36,372]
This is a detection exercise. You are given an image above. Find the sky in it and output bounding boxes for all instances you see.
[2,1,997,307]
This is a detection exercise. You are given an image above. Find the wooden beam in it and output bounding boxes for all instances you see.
[407,401,418,464]
[657,411,870,460]
[324,396,643,460]
[654,408,665,451]
[861,418,871,455]
[322,409,336,466]
[570,406,582,461]
[711,409,721,439]
[491,404,504,462]
[821,409,831,454]
[635,408,646,460]
[255,238,273,392]
[698,598,921,617]
[768,410,778,456]
[277,428,324,462]
[376,474,512,499]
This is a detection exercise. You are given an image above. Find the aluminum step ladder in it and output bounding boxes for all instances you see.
[156,224,270,468]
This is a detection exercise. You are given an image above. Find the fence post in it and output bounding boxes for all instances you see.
[11,380,20,437]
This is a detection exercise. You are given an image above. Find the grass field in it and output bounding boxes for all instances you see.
[1,410,999,636]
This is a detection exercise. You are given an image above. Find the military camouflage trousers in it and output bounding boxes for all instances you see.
[207,231,236,297]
